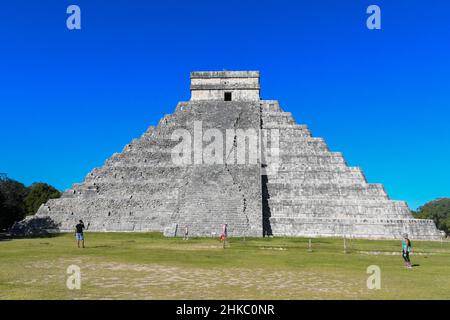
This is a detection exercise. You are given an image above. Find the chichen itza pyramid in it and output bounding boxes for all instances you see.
[13,71,443,239]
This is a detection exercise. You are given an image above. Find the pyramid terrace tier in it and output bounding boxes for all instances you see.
[36,198,177,232]
[84,166,189,183]
[267,198,412,218]
[66,181,182,199]
[269,216,443,240]
[266,167,367,184]
[262,112,296,126]
[266,182,388,199]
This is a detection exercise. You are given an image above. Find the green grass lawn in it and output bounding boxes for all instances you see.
[1,233,449,300]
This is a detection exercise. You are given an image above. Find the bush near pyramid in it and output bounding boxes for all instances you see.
[12,71,443,239]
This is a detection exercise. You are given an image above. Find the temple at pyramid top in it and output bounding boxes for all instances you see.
[190,71,260,101]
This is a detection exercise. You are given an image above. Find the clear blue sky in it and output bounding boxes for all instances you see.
[1,1,449,209]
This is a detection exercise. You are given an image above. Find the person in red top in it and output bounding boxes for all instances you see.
[220,224,228,248]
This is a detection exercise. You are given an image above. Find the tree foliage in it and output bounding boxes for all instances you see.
[0,177,61,231]
[414,198,450,236]
[24,183,61,216]
[0,179,28,231]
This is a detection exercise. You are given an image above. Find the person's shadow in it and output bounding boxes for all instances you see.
[0,234,12,242]
[411,264,421,268]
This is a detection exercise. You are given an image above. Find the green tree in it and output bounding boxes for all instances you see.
[0,178,28,231]
[0,188,4,217]
[414,198,450,236]
[24,183,61,216]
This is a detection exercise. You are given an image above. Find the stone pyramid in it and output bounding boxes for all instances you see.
[12,71,443,239]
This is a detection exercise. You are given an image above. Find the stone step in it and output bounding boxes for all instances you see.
[126,148,175,155]
[260,101,282,112]
[270,216,430,224]
[267,198,406,207]
[86,166,189,182]
[262,124,309,130]
[41,197,178,216]
[269,210,410,220]
[267,167,363,176]
[265,138,329,152]
[266,183,388,199]
[272,153,346,166]
[261,116,295,126]
[269,216,442,239]
[273,163,350,172]
[268,203,411,217]
[267,168,365,181]
[277,135,324,142]
[262,111,293,118]
[268,227,437,240]
[78,180,184,189]
[267,175,365,184]
[267,181,385,192]
[107,154,174,166]
[268,177,366,186]
[266,153,343,162]
[65,183,180,199]
[264,128,312,138]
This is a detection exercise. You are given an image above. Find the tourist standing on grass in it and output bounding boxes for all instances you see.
[75,220,85,249]
[220,224,228,248]
[183,226,189,240]
[402,234,412,268]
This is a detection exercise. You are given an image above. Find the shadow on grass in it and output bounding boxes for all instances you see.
[0,233,12,242]
[7,233,66,240]
[90,245,116,249]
